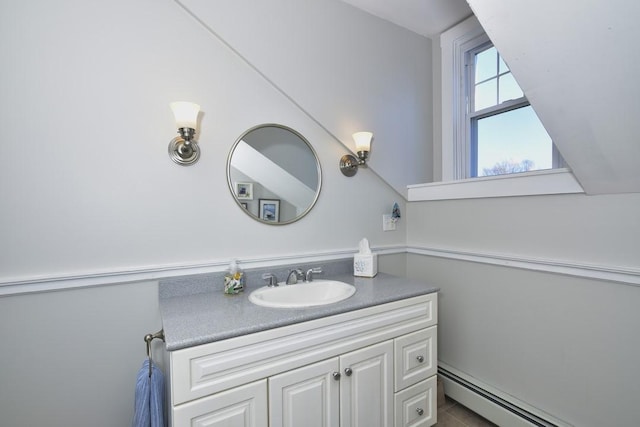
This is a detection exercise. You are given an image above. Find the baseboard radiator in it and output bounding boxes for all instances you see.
[438,367,563,427]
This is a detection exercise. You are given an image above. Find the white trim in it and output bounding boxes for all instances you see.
[407,168,584,201]
[440,376,538,427]
[0,246,407,296]
[439,362,570,427]
[2,243,637,296]
[408,245,640,286]
[440,15,486,181]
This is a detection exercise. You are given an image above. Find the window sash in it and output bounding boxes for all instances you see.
[463,43,564,177]
[468,98,530,177]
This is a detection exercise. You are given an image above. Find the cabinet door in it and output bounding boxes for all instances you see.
[269,358,340,427]
[340,340,394,427]
[172,379,267,427]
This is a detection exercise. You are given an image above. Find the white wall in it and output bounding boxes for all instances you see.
[178,0,434,197]
[0,1,425,425]
[0,281,163,427]
[0,0,417,283]
[408,193,640,268]
[407,192,640,426]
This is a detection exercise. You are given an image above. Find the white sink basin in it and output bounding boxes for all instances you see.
[248,280,356,308]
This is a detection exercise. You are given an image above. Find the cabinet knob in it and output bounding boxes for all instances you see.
[344,368,353,376]
[416,355,424,363]
[332,372,341,380]
[416,408,424,416]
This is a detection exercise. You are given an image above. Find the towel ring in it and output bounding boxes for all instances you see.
[144,329,165,378]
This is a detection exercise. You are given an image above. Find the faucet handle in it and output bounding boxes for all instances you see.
[286,269,304,285]
[262,273,278,287]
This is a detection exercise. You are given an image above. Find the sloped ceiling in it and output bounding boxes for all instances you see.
[466,0,640,195]
[347,0,640,195]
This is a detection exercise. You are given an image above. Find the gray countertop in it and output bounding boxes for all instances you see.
[159,268,439,351]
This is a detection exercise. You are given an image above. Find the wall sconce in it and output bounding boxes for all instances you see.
[168,101,201,165]
[339,131,373,177]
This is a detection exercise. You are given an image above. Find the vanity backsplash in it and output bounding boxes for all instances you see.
[159,258,353,299]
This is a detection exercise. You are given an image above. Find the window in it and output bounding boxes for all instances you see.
[465,43,563,178]
[440,17,564,181]
[411,16,582,200]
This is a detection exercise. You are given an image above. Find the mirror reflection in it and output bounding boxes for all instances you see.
[227,124,322,225]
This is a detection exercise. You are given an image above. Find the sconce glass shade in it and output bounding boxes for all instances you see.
[340,131,373,177]
[170,101,200,130]
[352,131,373,153]
[169,101,201,166]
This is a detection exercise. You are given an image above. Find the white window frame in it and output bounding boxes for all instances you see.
[464,41,565,177]
[413,16,583,201]
[445,18,563,180]
[439,17,481,181]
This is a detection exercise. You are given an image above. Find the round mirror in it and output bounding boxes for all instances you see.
[227,124,322,225]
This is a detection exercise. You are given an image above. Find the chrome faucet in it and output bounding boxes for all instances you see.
[262,273,278,287]
[286,269,304,285]
[305,267,323,282]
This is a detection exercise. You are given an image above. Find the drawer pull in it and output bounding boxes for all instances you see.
[332,372,341,380]
[344,368,353,376]
[416,408,424,416]
[416,355,424,363]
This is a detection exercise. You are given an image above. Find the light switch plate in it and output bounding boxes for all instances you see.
[383,214,396,231]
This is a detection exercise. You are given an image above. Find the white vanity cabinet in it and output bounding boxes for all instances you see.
[339,340,395,427]
[269,340,394,427]
[172,380,268,427]
[167,293,437,427]
[269,358,340,427]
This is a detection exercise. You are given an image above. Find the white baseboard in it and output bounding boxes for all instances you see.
[438,364,571,427]
[441,375,540,427]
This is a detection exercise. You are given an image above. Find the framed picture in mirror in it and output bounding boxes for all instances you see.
[259,199,280,222]
[235,182,253,200]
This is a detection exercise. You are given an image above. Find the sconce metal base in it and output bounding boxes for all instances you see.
[340,154,359,177]
[168,137,200,166]
[340,150,369,177]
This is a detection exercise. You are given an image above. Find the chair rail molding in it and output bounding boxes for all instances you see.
[408,245,640,287]
[2,245,637,296]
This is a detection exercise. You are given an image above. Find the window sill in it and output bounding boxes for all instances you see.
[407,168,584,201]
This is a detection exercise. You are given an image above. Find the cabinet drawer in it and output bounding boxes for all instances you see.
[394,326,437,391]
[394,376,437,427]
[172,380,267,427]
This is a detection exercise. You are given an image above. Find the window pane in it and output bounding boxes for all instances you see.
[475,78,497,111]
[476,106,552,176]
[475,47,497,83]
[498,54,509,74]
[498,72,523,103]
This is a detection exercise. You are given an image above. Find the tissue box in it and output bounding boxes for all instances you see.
[354,254,377,277]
